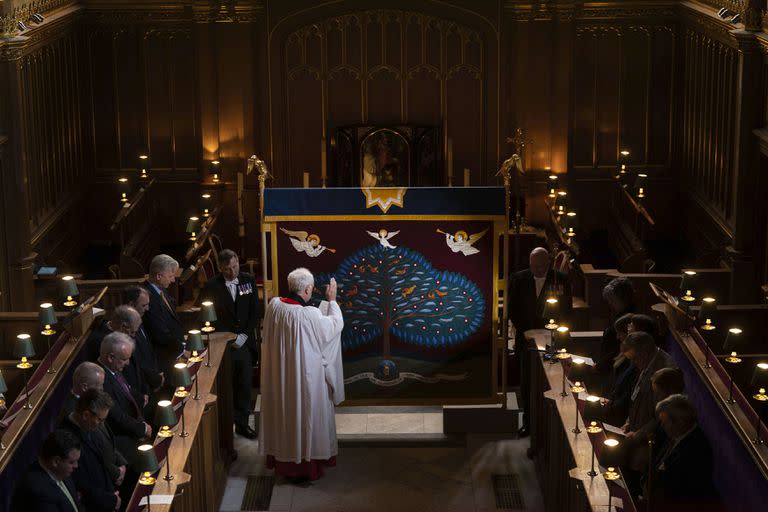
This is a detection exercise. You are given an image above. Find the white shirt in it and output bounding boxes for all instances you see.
[225,278,239,301]
[534,276,547,297]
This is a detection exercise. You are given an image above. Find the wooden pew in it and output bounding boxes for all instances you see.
[34,276,147,313]
[608,187,654,273]
[126,331,235,512]
[526,329,636,512]
[112,178,159,277]
[654,301,768,511]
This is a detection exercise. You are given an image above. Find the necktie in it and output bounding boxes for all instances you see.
[160,291,176,316]
[56,479,78,512]
[226,280,237,301]
[115,371,141,416]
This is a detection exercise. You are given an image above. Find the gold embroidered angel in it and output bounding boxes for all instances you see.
[436,228,488,256]
[280,228,336,257]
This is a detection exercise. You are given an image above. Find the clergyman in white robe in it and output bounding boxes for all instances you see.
[259,274,344,480]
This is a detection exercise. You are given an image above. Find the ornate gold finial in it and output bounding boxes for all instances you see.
[506,128,533,156]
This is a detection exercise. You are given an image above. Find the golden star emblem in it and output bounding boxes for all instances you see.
[361,187,407,213]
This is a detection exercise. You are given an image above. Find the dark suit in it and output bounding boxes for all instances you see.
[201,272,260,428]
[648,426,721,512]
[85,319,112,362]
[133,323,163,392]
[57,393,127,485]
[58,417,119,512]
[99,363,147,466]
[11,460,82,512]
[142,282,185,374]
[508,268,572,428]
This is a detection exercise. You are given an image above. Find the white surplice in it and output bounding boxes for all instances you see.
[259,297,344,463]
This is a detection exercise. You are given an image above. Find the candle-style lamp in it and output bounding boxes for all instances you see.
[601,438,623,510]
[209,160,221,183]
[583,395,604,476]
[172,362,192,437]
[186,216,200,242]
[136,444,160,511]
[60,275,79,308]
[200,301,217,368]
[547,175,560,199]
[679,270,698,305]
[698,297,717,331]
[153,400,178,480]
[186,330,204,400]
[39,303,58,374]
[118,177,130,204]
[634,173,648,201]
[722,327,743,404]
[554,191,568,216]
[564,211,577,239]
[14,334,35,409]
[137,154,150,179]
[200,193,212,218]
[750,363,768,444]
[568,358,588,434]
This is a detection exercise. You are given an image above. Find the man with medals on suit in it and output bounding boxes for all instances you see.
[202,249,261,440]
[12,429,83,511]
[508,247,573,437]
[142,254,186,376]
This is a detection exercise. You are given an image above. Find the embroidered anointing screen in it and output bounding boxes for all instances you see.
[263,187,505,404]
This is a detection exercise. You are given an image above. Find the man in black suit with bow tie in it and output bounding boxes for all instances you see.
[202,249,261,439]
[508,247,572,437]
[142,254,186,375]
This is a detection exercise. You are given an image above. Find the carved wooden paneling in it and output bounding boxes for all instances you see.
[17,29,87,237]
[273,9,489,186]
[86,25,199,177]
[679,26,737,224]
[572,23,675,171]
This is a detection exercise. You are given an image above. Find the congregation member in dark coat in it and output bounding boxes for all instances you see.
[599,313,637,426]
[594,277,637,385]
[59,389,123,512]
[201,249,261,439]
[508,247,572,437]
[60,361,105,421]
[142,254,186,373]
[123,285,164,393]
[621,331,676,495]
[11,429,83,511]
[97,332,152,467]
[647,394,721,512]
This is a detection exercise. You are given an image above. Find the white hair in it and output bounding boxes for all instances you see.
[287,267,314,293]
[149,254,179,275]
[99,331,135,358]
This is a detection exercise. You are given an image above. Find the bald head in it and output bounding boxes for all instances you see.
[529,248,550,278]
[111,305,141,337]
[72,361,105,394]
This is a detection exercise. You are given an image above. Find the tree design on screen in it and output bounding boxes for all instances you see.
[314,244,485,359]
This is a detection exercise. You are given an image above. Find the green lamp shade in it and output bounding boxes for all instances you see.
[554,326,570,351]
[0,370,8,395]
[569,357,590,383]
[599,437,623,468]
[135,444,160,482]
[679,270,698,301]
[186,216,200,234]
[60,275,79,299]
[554,191,568,214]
[697,297,717,330]
[186,330,204,352]
[543,297,559,325]
[582,395,603,424]
[634,173,648,198]
[14,334,36,359]
[723,327,743,352]
[39,303,58,327]
[171,362,192,389]
[200,301,217,323]
[547,175,559,197]
[563,211,577,236]
[751,363,768,390]
[154,399,178,429]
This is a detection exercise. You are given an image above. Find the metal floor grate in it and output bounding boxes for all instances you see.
[491,473,525,510]
[241,475,275,511]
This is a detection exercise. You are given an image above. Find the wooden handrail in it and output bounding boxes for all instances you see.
[110,177,156,231]
[621,187,655,227]
[184,206,221,263]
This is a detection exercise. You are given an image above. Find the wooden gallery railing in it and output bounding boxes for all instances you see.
[111,178,158,277]
[526,329,637,512]
[127,331,235,512]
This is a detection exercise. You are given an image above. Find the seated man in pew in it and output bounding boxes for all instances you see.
[598,313,637,426]
[142,254,186,375]
[59,389,123,512]
[628,313,662,346]
[645,394,721,512]
[11,429,83,511]
[621,331,676,495]
[97,332,152,468]
[508,247,572,437]
[59,362,127,493]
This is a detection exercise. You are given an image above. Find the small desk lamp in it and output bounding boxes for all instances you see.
[172,363,192,437]
[679,270,698,305]
[723,327,743,404]
[547,175,560,199]
[39,302,57,374]
[698,297,717,331]
[201,193,212,218]
[136,444,160,511]
[186,216,200,242]
[200,301,217,367]
[186,331,204,400]
[60,275,79,308]
[583,395,604,476]
[634,173,648,200]
[153,400,178,480]
[554,191,568,216]
[137,154,150,179]
[118,177,130,204]
[601,438,622,509]
[750,363,768,444]
[14,334,35,409]
[209,160,221,183]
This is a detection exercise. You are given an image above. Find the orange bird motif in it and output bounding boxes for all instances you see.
[401,285,416,299]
